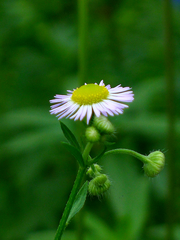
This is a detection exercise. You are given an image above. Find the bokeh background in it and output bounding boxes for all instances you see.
[0,0,180,239]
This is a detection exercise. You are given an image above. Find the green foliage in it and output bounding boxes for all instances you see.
[60,122,81,151]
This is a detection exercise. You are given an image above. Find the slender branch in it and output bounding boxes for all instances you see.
[104,148,149,164]
[82,142,93,164]
[54,167,86,240]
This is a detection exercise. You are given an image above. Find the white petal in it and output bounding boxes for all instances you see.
[80,105,88,121]
[92,104,102,117]
[100,101,114,116]
[50,95,71,103]
[54,94,71,99]
[108,94,134,102]
[105,99,129,111]
[99,80,105,86]
[58,103,79,119]
[86,105,93,124]
[96,102,109,115]
[109,86,131,93]
[50,103,63,109]
[70,105,84,121]
[50,99,63,103]
[51,101,73,115]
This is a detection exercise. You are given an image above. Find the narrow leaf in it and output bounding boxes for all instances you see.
[60,121,80,150]
[62,142,84,167]
[66,181,88,225]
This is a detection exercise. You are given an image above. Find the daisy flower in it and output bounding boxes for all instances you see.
[50,80,134,124]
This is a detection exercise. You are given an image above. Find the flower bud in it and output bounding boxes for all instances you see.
[143,151,165,177]
[93,116,115,134]
[88,174,111,196]
[85,126,101,143]
[86,164,102,178]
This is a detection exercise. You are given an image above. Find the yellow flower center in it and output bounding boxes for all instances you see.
[71,84,109,105]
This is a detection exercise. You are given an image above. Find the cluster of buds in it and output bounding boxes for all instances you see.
[87,164,111,196]
[85,116,165,198]
[85,116,115,143]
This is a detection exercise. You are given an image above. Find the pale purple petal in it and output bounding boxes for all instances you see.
[70,105,85,121]
[100,101,114,116]
[50,103,63,109]
[50,101,73,115]
[106,84,111,90]
[95,102,110,116]
[50,95,71,103]
[57,103,79,119]
[108,93,134,102]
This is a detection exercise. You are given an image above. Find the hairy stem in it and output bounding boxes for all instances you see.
[82,142,93,164]
[104,148,149,164]
[54,167,86,240]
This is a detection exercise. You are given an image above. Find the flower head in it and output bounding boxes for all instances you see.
[50,80,134,124]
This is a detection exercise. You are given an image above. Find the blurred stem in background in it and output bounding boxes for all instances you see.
[164,0,176,239]
[76,0,88,239]
[78,0,88,86]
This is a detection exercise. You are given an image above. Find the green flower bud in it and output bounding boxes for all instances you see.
[143,151,165,177]
[85,126,101,143]
[93,116,115,134]
[86,164,102,178]
[88,174,111,196]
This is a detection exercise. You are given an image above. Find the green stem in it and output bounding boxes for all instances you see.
[82,142,93,164]
[54,142,93,240]
[104,148,149,164]
[54,167,86,240]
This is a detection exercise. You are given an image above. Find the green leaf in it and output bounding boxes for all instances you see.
[62,142,84,167]
[66,181,88,225]
[60,121,80,150]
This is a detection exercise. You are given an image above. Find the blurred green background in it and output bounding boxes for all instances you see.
[0,0,180,239]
